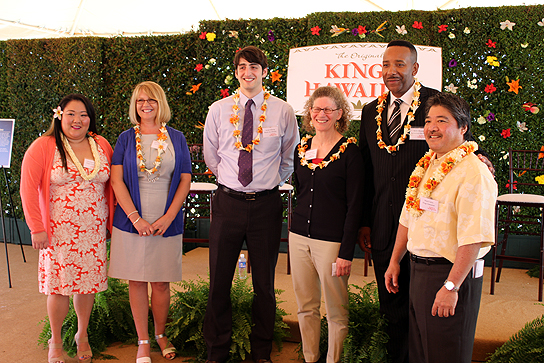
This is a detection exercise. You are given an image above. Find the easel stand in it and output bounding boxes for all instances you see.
[1,167,26,287]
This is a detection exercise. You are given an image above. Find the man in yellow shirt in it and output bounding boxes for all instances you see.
[384,93,497,363]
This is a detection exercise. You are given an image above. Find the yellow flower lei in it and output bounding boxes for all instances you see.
[61,133,101,181]
[375,80,421,153]
[298,134,357,170]
[405,141,478,217]
[230,87,270,152]
[134,122,168,175]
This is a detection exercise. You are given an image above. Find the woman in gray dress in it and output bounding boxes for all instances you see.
[108,81,192,363]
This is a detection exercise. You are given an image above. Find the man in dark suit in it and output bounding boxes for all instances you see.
[359,40,492,363]
[359,40,437,363]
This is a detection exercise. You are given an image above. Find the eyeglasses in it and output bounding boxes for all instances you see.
[311,107,339,115]
[136,99,158,105]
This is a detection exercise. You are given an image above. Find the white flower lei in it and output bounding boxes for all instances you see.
[134,122,168,176]
[375,80,421,153]
[298,134,357,170]
[230,87,270,152]
[405,141,478,217]
[61,134,101,181]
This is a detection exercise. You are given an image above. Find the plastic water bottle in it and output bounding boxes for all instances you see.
[238,253,247,279]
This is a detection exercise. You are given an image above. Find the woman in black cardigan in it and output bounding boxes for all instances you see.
[289,86,364,363]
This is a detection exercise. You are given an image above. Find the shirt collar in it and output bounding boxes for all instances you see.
[389,82,416,107]
[239,89,264,107]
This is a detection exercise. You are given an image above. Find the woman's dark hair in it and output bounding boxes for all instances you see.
[44,94,98,169]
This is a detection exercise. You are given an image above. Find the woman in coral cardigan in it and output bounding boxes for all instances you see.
[20,94,114,363]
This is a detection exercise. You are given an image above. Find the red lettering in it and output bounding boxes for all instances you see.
[350,62,368,79]
[369,64,382,79]
[304,81,322,96]
[335,83,357,97]
[325,64,341,78]
[353,83,368,98]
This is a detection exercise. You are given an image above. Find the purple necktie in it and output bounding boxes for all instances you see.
[238,99,254,187]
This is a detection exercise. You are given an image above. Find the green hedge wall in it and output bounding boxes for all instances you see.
[0,5,543,219]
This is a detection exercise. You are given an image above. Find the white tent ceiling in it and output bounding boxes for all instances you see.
[0,0,538,41]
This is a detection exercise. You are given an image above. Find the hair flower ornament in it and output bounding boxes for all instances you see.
[53,106,63,119]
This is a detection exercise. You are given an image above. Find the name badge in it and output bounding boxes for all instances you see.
[419,197,439,213]
[83,159,95,169]
[410,127,425,140]
[151,140,168,150]
[262,126,279,138]
[305,149,317,160]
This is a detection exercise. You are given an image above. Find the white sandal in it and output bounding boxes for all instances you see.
[136,339,152,363]
[155,334,176,360]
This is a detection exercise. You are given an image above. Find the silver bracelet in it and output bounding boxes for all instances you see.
[132,217,141,225]
[127,210,138,219]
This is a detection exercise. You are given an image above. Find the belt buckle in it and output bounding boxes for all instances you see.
[245,192,256,201]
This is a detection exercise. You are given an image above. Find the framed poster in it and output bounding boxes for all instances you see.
[0,119,15,168]
[287,42,442,119]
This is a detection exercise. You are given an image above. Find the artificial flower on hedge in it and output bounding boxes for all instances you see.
[271,71,282,82]
[186,83,202,95]
[507,78,522,94]
[535,175,544,184]
[195,64,203,72]
[311,26,321,35]
[517,121,528,132]
[412,21,422,29]
[485,84,497,93]
[522,102,539,114]
[448,59,457,67]
[330,25,348,37]
[228,30,239,38]
[501,128,511,138]
[487,56,500,67]
[438,24,448,32]
[486,39,496,48]
[206,33,216,41]
[396,25,407,35]
[464,27,471,34]
[220,89,229,98]
[444,83,458,93]
[500,20,516,30]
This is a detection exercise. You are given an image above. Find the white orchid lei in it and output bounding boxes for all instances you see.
[134,122,168,175]
[61,133,101,181]
[375,80,421,153]
[230,87,270,152]
[405,141,478,217]
[298,134,357,170]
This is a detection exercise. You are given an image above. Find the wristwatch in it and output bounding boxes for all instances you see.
[443,280,460,292]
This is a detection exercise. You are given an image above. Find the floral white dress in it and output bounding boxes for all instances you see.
[39,146,110,295]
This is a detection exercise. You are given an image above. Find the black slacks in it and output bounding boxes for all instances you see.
[203,187,283,362]
[372,246,410,363]
[409,261,483,363]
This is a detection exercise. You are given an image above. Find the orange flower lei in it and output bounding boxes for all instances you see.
[134,122,168,175]
[298,134,357,170]
[375,80,421,153]
[405,141,478,217]
[230,87,270,152]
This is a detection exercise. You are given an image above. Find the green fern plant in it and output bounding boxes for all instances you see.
[486,314,544,363]
[298,282,389,363]
[38,277,137,359]
[167,276,289,362]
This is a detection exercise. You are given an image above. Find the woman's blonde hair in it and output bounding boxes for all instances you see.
[129,81,171,125]
[302,86,352,133]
